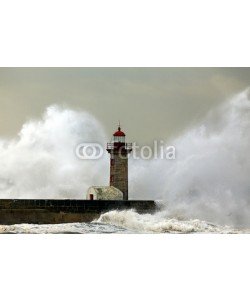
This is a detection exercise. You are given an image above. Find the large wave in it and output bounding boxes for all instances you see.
[96,210,240,233]
[0,105,108,199]
[130,88,250,227]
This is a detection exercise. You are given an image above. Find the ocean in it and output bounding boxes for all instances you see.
[0,209,245,234]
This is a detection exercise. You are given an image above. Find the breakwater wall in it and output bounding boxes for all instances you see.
[0,199,156,225]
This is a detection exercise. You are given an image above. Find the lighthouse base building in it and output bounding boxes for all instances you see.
[86,186,123,201]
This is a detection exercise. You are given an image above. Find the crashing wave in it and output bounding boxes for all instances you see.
[95,210,242,233]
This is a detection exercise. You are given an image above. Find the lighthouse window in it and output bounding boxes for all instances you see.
[114,136,125,143]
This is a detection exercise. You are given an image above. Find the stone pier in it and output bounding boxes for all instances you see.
[0,199,156,225]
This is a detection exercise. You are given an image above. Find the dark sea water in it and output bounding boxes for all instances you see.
[0,210,244,234]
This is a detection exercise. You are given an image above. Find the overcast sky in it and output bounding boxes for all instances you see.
[0,68,249,144]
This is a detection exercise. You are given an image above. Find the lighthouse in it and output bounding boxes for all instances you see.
[107,124,132,200]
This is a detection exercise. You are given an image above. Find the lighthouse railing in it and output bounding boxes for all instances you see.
[107,143,133,150]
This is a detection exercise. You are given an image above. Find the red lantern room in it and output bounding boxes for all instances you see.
[113,126,126,143]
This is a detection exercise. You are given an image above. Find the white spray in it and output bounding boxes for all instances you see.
[130,88,250,227]
[0,105,108,199]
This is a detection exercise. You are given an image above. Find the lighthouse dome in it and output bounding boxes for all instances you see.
[113,127,125,137]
